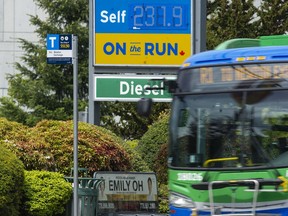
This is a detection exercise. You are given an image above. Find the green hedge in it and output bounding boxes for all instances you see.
[137,112,169,170]
[136,113,170,214]
[3,120,132,175]
[0,117,149,174]
[22,170,72,216]
[0,144,24,216]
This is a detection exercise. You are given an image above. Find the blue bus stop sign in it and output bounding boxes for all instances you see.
[46,34,72,64]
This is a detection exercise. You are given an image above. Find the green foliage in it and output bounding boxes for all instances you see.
[0,97,30,125]
[136,112,169,171]
[0,118,149,175]
[136,113,170,212]
[155,144,169,213]
[206,0,288,50]
[0,0,169,140]
[0,0,89,127]
[1,0,288,140]
[154,143,168,184]
[157,184,169,214]
[0,144,24,216]
[256,0,288,36]
[101,102,170,140]
[22,170,72,216]
[0,117,148,214]
[207,0,258,49]
[0,117,28,138]
[125,146,150,172]
[5,120,132,175]
[90,125,150,172]
[126,140,138,149]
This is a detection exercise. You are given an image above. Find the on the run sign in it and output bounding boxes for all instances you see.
[94,0,193,66]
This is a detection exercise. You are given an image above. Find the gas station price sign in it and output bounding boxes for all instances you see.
[94,0,192,66]
[129,4,188,31]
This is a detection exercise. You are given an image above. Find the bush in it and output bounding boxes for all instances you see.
[0,117,28,137]
[21,170,72,216]
[0,117,149,174]
[155,144,169,214]
[0,143,25,216]
[136,113,170,214]
[136,112,169,170]
[154,143,168,184]
[158,183,169,214]
[4,120,133,175]
[96,127,150,172]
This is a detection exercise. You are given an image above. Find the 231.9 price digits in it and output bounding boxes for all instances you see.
[130,4,188,30]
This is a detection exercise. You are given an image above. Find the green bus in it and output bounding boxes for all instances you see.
[139,35,288,215]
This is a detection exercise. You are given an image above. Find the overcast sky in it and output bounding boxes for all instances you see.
[254,0,261,7]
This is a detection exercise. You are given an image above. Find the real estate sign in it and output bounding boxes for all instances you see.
[94,172,158,214]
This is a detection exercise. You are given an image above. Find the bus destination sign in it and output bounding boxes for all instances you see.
[198,64,288,84]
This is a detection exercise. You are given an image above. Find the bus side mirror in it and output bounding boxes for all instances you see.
[165,80,177,93]
[137,98,152,117]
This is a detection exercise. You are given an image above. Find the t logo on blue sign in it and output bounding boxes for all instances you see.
[47,34,59,50]
[47,34,72,50]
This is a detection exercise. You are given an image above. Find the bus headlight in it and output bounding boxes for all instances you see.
[169,192,196,208]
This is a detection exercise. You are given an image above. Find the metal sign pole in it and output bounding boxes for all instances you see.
[88,0,94,125]
[72,35,79,216]
[193,0,207,54]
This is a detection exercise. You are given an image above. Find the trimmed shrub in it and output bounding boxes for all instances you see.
[136,113,170,214]
[0,143,25,216]
[155,144,169,214]
[154,143,168,184]
[96,127,150,172]
[21,170,72,216]
[158,183,169,214]
[0,117,149,174]
[0,117,28,137]
[4,120,133,175]
[136,112,169,170]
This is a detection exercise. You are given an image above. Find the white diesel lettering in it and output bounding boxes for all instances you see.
[120,81,164,96]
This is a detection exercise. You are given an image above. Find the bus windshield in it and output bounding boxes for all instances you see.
[169,63,288,169]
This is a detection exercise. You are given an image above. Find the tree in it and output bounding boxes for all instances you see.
[207,0,258,49]
[0,0,89,126]
[101,102,170,140]
[256,0,288,36]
